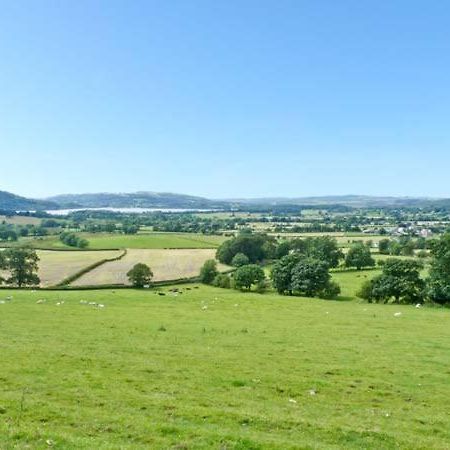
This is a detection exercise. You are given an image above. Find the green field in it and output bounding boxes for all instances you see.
[5,233,227,250]
[1,286,449,449]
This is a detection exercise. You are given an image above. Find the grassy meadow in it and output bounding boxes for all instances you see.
[1,286,449,449]
[4,233,226,250]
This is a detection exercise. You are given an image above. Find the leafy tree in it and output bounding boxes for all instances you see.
[345,243,375,270]
[231,252,250,267]
[427,233,450,304]
[275,240,291,259]
[291,258,340,298]
[233,264,265,290]
[199,259,218,284]
[127,263,153,288]
[289,236,343,268]
[0,248,40,287]
[60,232,89,249]
[271,253,302,295]
[378,239,391,255]
[216,233,276,265]
[360,259,425,304]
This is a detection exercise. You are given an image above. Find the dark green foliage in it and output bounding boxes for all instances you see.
[213,273,231,289]
[0,248,40,287]
[216,233,276,264]
[199,259,218,284]
[233,264,265,290]
[231,252,250,267]
[289,236,343,268]
[271,254,340,299]
[0,225,18,242]
[378,239,391,254]
[361,259,425,304]
[275,240,291,259]
[345,243,375,270]
[126,263,153,288]
[271,253,302,294]
[427,233,450,304]
[60,232,89,248]
[291,258,340,298]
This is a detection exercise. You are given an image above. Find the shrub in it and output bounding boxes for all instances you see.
[199,259,218,284]
[213,273,231,289]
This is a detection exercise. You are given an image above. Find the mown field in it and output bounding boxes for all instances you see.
[0,215,42,225]
[72,249,229,286]
[4,232,227,250]
[37,250,123,287]
[0,286,449,449]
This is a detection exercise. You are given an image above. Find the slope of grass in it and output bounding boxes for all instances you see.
[0,286,449,449]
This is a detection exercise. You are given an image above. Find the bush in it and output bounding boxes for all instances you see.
[199,259,218,284]
[213,273,231,288]
[231,252,250,267]
[321,281,341,299]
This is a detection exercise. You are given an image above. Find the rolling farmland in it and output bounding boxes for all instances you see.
[36,250,123,287]
[72,248,228,286]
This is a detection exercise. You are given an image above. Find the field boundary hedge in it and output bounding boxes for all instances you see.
[53,249,128,287]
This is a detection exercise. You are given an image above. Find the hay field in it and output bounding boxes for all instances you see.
[72,248,227,286]
[36,250,123,287]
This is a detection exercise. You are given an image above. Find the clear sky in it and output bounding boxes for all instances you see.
[1,1,449,199]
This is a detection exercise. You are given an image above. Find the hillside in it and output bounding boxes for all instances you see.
[0,190,58,211]
[46,191,230,209]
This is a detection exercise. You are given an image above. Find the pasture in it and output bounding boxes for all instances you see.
[6,232,227,250]
[72,249,228,286]
[0,286,449,449]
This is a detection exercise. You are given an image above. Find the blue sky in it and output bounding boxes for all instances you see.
[1,1,449,199]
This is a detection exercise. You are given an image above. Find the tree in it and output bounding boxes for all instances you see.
[216,233,276,265]
[233,264,265,290]
[361,259,425,304]
[345,243,375,270]
[291,258,340,299]
[378,239,391,255]
[231,252,250,267]
[127,263,153,288]
[0,248,40,287]
[290,236,343,268]
[271,253,302,295]
[275,240,291,259]
[427,233,450,304]
[199,259,218,284]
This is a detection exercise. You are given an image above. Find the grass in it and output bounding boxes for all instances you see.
[0,286,449,449]
[71,249,229,286]
[5,233,227,250]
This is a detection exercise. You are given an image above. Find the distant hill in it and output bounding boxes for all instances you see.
[0,190,58,211]
[227,195,450,208]
[3,189,450,212]
[46,192,229,209]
